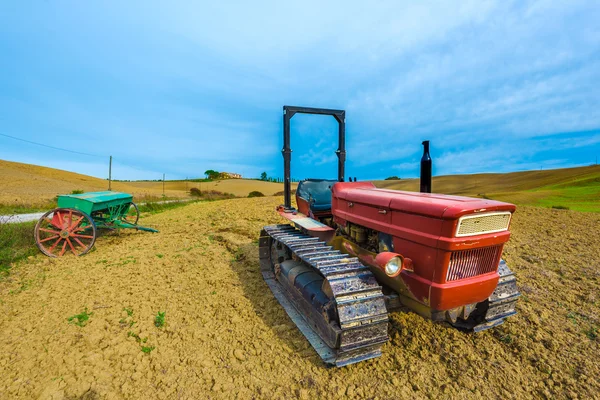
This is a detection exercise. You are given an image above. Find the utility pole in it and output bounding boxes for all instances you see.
[162,173,165,197]
[108,155,112,190]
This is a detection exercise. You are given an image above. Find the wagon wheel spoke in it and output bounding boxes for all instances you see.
[56,210,64,227]
[72,225,92,233]
[48,237,63,252]
[65,238,78,256]
[72,236,87,248]
[59,240,68,256]
[38,227,61,234]
[44,217,60,229]
[68,216,84,232]
[38,235,59,243]
[71,233,95,239]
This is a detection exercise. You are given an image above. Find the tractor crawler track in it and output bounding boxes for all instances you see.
[472,260,520,332]
[259,224,388,367]
[450,260,521,332]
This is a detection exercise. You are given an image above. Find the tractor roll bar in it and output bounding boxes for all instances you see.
[282,106,346,209]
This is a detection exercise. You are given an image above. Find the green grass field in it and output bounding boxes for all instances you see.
[0,221,37,278]
[375,165,600,212]
[525,171,600,212]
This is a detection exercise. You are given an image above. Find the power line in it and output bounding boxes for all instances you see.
[1,132,173,178]
[0,132,107,158]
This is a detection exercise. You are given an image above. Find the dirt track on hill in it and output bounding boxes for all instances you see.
[0,198,598,399]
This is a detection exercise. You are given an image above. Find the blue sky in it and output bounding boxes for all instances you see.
[1,1,599,181]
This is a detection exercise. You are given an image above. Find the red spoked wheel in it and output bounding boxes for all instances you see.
[120,202,139,225]
[34,208,97,257]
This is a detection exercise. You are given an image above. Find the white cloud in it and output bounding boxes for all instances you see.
[1,0,598,179]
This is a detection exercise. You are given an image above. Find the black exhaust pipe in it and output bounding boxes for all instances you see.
[420,140,432,193]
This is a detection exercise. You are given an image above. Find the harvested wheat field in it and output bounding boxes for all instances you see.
[0,160,185,205]
[0,197,599,399]
[125,180,297,198]
[0,160,296,207]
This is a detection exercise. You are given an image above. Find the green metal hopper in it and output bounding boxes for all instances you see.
[35,191,158,257]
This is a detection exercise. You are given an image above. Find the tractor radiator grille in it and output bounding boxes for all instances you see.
[456,212,511,237]
[446,245,502,281]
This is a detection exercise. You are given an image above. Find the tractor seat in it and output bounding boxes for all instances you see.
[297,179,337,212]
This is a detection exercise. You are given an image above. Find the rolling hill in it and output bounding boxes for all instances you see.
[373,164,600,212]
[0,160,296,207]
[0,159,598,212]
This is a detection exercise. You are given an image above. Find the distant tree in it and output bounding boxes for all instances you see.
[260,171,268,181]
[385,176,401,180]
[204,170,220,180]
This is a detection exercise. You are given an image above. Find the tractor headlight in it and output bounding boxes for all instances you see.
[385,257,401,276]
[375,252,407,277]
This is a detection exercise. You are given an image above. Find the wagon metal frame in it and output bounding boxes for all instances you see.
[34,191,158,257]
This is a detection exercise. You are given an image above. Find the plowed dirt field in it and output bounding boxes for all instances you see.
[1,197,598,399]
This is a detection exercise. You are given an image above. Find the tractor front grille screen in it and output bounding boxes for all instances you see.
[446,245,501,281]
[456,212,511,237]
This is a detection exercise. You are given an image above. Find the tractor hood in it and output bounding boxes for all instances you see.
[331,182,515,219]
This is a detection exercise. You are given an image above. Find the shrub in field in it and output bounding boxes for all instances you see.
[248,191,265,198]
[189,188,236,200]
[71,189,85,194]
[552,205,570,210]
[204,190,236,200]
[273,189,296,196]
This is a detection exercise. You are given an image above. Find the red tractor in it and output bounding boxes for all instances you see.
[259,106,520,367]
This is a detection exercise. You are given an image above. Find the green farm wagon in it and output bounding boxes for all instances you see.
[34,191,158,257]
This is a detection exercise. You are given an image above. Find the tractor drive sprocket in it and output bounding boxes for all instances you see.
[259,224,389,367]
